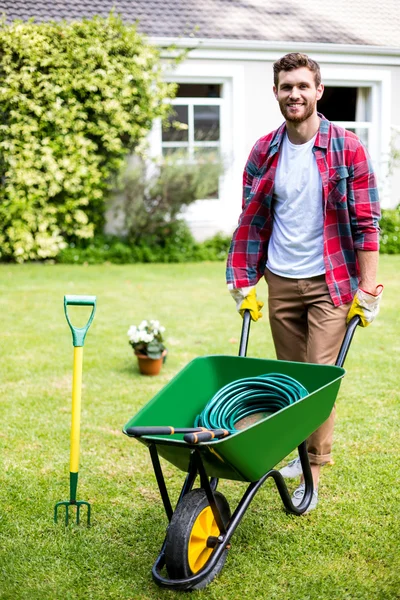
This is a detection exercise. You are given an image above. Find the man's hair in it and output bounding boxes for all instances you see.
[273,53,321,88]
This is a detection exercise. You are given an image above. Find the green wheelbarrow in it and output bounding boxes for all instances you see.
[123,312,361,591]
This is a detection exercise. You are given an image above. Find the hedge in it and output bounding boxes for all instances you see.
[0,14,177,262]
[57,224,232,265]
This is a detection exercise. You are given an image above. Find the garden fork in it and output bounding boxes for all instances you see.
[54,295,96,526]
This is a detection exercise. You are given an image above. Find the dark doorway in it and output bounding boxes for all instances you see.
[318,86,358,121]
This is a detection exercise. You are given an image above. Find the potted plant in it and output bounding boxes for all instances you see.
[127,319,167,375]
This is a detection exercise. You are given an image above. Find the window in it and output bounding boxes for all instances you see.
[160,84,223,199]
[318,86,372,147]
[162,84,222,161]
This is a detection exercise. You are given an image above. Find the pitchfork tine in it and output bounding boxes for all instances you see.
[54,499,91,526]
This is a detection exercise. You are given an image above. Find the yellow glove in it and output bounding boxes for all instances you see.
[228,286,264,322]
[346,285,383,327]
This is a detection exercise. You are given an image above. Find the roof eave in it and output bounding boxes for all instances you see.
[149,36,400,58]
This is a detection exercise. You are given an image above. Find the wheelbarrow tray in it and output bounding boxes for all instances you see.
[124,355,345,482]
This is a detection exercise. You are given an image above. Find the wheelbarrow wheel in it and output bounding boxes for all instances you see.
[165,488,231,590]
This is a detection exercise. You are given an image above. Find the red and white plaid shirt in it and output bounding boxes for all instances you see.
[226,115,380,306]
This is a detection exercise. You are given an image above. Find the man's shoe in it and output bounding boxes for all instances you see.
[291,483,318,513]
[280,457,332,478]
[279,457,303,478]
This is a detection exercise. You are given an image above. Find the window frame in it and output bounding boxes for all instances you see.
[320,67,391,200]
[321,85,373,148]
[162,96,223,159]
[148,63,246,237]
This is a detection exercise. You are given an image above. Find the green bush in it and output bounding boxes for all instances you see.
[380,208,400,254]
[198,232,234,261]
[57,225,231,265]
[0,14,178,262]
[122,153,224,245]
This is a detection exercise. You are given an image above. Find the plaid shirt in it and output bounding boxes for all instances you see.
[226,114,380,306]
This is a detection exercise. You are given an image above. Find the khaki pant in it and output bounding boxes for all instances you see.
[265,268,350,465]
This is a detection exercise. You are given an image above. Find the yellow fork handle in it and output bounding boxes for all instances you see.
[70,346,83,473]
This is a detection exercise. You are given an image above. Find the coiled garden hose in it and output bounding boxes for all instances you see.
[193,373,309,437]
[126,373,309,444]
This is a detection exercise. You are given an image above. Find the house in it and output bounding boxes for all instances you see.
[2,0,400,239]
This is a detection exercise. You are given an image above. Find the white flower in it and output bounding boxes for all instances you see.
[127,329,141,344]
[127,325,138,341]
[127,319,165,351]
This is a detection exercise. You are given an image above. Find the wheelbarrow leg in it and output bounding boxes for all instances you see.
[267,441,314,515]
[149,444,174,521]
[148,444,200,522]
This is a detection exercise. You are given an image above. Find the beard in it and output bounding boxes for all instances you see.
[278,98,316,123]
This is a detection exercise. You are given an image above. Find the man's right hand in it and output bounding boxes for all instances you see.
[228,286,264,321]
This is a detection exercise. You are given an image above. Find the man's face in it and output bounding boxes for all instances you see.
[273,67,324,123]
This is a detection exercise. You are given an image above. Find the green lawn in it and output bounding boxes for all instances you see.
[0,258,399,600]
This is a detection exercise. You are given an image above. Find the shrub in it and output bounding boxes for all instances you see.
[0,14,178,262]
[380,208,400,254]
[57,226,232,265]
[197,232,234,261]
[121,154,224,245]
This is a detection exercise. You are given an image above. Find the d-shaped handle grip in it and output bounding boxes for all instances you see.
[64,295,96,347]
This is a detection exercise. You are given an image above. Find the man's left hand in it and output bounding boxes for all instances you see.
[346,285,383,327]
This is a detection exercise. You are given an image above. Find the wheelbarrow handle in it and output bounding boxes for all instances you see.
[125,426,230,443]
[183,429,230,444]
[125,426,208,437]
[238,310,252,357]
[240,310,361,367]
[335,315,361,368]
[64,295,97,347]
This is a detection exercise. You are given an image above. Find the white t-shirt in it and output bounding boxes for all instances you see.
[266,132,325,278]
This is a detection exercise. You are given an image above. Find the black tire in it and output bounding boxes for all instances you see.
[165,488,231,590]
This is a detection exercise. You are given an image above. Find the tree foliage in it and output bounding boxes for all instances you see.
[0,14,177,261]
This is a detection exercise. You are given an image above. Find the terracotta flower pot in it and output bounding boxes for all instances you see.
[135,349,167,376]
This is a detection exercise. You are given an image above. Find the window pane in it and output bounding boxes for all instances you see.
[176,83,221,98]
[162,105,188,142]
[318,87,358,121]
[356,88,372,122]
[194,105,220,141]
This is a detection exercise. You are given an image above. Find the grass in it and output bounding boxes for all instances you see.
[0,257,399,600]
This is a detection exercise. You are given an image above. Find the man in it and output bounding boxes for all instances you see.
[227,53,382,512]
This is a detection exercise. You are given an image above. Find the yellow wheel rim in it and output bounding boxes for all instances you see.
[188,506,220,573]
